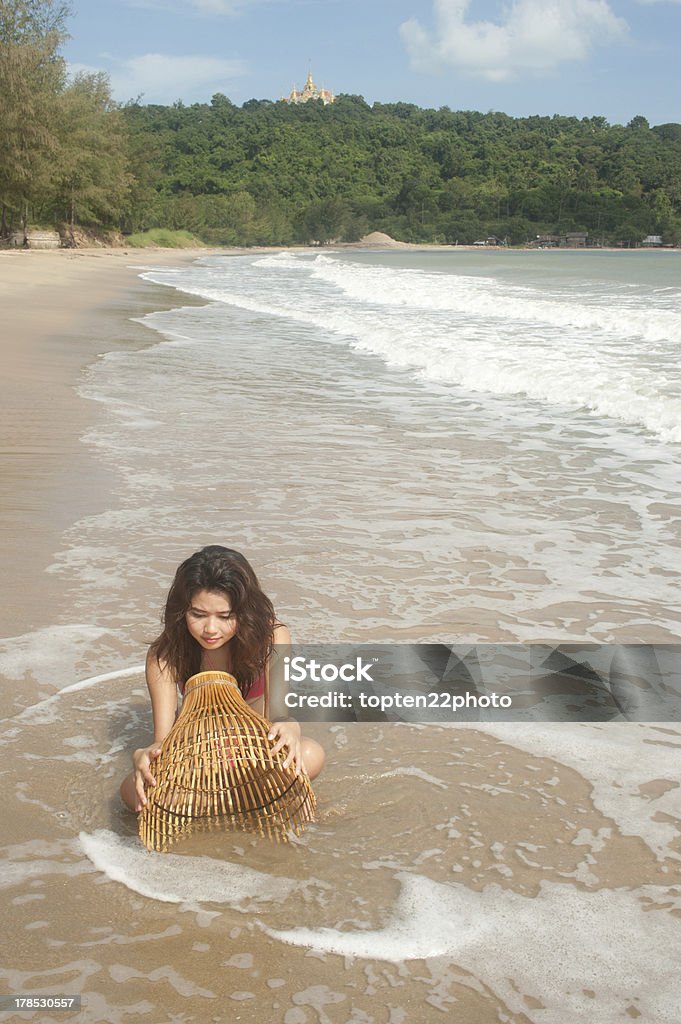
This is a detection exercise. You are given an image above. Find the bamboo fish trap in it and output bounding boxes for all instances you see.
[138,670,316,852]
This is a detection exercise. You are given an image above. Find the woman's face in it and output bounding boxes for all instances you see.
[185,589,237,649]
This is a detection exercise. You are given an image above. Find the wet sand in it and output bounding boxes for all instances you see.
[0,248,210,639]
[1,249,679,1023]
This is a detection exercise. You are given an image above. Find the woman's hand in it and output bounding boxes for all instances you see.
[132,743,162,809]
[268,719,303,773]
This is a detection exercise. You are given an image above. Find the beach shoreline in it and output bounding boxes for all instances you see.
[3,238,677,268]
[1,245,680,1023]
[3,245,679,647]
[0,248,210,640]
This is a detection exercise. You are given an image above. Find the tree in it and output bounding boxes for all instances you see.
[54,72,132,234]
[296,198,350,243]
[0,0,70,232]
[0,0,69,40]
[120,102,166,233]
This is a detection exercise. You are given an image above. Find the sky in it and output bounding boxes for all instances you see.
[64,0,681,125]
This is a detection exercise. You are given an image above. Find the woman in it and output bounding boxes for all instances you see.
[120,545,324,812]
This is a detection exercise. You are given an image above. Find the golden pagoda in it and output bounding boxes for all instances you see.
[282,67,334,105]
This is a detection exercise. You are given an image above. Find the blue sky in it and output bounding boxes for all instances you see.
[65,0,680,124]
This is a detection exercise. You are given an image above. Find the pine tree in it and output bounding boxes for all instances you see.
[54,72,132,237]
[0,0,70,234]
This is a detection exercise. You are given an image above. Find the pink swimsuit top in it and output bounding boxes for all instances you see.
[246,670,266,702]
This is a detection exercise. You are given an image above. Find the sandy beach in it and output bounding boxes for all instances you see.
[1,247,680,1023]
[0,248,212,640]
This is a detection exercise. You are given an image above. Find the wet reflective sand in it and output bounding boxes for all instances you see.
[1,251,679,1023]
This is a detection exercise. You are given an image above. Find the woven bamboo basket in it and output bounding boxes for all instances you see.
[138,670,316,852]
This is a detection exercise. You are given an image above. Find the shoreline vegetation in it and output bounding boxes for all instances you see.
[2,5,681,253]
[3,233,679,258]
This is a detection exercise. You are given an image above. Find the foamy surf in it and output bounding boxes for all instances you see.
[0,625,112,687]
[141,250,681,442]
[462,721,681,861]
[266,871,681,1024]
[4,248,680,1024]
[12,665,146,725]
[79,829,318,905]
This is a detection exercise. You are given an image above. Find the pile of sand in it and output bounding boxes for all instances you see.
[357,231,410,248]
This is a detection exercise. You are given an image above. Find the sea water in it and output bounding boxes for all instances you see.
[73,247,681,643]
[2,248,680,1022]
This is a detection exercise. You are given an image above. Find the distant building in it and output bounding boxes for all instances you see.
[529,233,589,248]
[529,234,560,248]
[282,68,334,105]
[642,234,663,247]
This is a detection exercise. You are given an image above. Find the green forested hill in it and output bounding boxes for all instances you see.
[120,96,681,246]
[1,0,679,248]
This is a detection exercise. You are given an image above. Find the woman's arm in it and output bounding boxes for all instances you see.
[145,646,178,742]
[131,648,178,807]
[265,622,291,721]
[265,623,303,773]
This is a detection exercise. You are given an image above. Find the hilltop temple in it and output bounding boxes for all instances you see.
[282,68,334,105]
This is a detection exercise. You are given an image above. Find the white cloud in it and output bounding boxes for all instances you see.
[121,0,263,12]
[73,53,248,103]
[120,0,326,11]
[67,62,104,79]
[190,0,244,10]
[400,0,628,81]
[114,53,248,102]
[185,0,322,8]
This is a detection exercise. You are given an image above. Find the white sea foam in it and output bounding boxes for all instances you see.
[0,857,93,890]
[140,251,681,442]
[79,829,320,905]
[0,626,112,687]
[305,255,681,345]
[266,871,681,1023]
[3,250,678,1023]
[12,666,146,725]
[64,283,681,636]
[458,722,681,861]
[375,767,448,789]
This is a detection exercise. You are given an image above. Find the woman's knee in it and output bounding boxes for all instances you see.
[302,737,325,780]
[120,771,141,813]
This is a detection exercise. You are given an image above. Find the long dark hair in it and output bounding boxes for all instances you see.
[150,545,277,696]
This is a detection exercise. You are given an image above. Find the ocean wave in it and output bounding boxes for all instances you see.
[267,871,681,1023]
[79,829,320,905]
[288,253,681,346]
[142,256,681,442]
